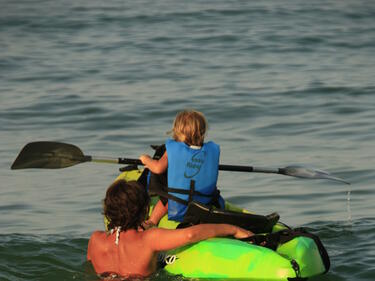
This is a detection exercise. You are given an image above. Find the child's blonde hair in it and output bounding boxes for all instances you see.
[171,110,207,146]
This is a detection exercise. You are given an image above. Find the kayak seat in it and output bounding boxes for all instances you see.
[178,201,279,234]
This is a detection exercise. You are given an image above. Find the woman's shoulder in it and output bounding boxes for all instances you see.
[89,231,110,246]
[90,230,106,239]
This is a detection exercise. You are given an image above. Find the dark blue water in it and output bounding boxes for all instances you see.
[1,0,375,280]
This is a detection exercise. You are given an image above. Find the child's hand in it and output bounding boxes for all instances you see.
[139,154,152,165]
[139,152,167,174]
[233,226,253,239]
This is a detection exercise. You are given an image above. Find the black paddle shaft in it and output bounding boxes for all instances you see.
[219,164,254,172]
[10,141,349,184]
[119,160,257,173]
[118,158,143,166]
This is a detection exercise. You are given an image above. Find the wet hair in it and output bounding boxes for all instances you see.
[171,109,207,146]
[103,180,150,231]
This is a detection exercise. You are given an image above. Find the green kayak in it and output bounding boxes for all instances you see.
[108,169,330,280]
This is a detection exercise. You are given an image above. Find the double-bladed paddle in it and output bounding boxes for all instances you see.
[10,141,349,184]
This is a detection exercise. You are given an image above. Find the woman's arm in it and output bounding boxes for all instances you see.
[139,151,168,174]
[143,224,253,252]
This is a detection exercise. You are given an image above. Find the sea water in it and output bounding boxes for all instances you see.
[1,0,375,280]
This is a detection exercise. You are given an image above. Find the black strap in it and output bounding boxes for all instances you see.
[167,187,214,198]
[188,180,195,202]
[150,188,190,206]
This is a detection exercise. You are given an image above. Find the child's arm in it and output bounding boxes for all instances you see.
[142,200,168,229]
[149,200,168,226]
[143,224,253,252]
[139,151,168,174]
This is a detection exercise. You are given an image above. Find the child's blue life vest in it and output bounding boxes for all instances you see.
[165,139,225,221]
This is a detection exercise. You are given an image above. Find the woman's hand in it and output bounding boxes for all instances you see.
[233,226,253,239]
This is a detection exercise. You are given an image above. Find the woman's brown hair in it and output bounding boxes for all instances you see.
[103,180,150,231]
[171,109,207,146]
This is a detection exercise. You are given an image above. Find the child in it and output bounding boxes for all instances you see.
[139,109,224,225]
[87,180,253,277]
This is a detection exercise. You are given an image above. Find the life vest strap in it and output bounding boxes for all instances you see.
[166,187,215,198]
[146,179,221,214]
[150,188,190,206]
[188,180,195,203]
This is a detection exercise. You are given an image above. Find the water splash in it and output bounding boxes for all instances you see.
[346,189,352,223]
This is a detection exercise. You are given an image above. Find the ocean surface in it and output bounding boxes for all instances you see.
[1,0,375,280]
